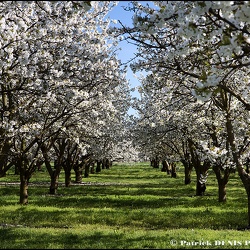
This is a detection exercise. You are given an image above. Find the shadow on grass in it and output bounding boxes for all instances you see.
[0,164,248,235]
[0,228,170,249]
[1,226,250,249]
[0,197,247,231]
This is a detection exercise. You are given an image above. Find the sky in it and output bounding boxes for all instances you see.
[107,1,146,116]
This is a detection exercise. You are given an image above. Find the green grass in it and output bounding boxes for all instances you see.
[0,162,249,249]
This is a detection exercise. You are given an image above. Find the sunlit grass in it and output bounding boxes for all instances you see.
[0,162,249,249]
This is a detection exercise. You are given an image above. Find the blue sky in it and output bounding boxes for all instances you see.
[107,1,143,116]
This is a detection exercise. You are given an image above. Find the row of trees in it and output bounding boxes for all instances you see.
[2,0,250,230]
[113,1,250,228]
[0,1,142,204]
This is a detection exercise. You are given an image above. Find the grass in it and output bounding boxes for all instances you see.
[0,162,249,249]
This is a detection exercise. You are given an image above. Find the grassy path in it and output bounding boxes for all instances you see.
[0,162,249,249]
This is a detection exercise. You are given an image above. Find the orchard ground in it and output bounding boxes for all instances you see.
[0,162,249,249]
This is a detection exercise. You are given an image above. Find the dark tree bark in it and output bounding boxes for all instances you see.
[82,154,93,178]
[17,138,40,204]
[152,157,159,168]
[84,164,90,178]
[20,178,29,205]
[40,139,63,195]
[90,162,95,174]
[161,160,172,174]
[212,164,231,202]
[50,170,60,195]
[96,160,102,173]
[18,158,30,205]
[195,160,210,196]
[181,155,193,185]
[226,114,250,228]
[105,159,111,169]
[73,160,84,183]
[75,169,83,183]
[62,143,79,187]
[0,133,12,177]
[161,160,167,172]
[171,162,177,178]
[245,158,250,174]
[188,139,210,196]
[102,159,106,169]
[64,168,71,187]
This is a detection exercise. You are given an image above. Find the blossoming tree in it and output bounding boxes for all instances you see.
[0,1,131,203]
[117,1,250,228]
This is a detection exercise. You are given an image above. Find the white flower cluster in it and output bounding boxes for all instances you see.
[0,1,133,172]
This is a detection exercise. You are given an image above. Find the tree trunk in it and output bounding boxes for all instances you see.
[96,160,101,173]
[171,162,177,178]
[161,160,167,172]
[218,181,227,202]
[195,160,210,196]
[75,169,83,183]
[20,176,29,205]
[40,140,62,195]
[196,181,206,196]
[90,163,95,174]
[15,164,20,175]
[84,164,90,178]
[36,161,43,171]
[64,169,71,187]
[188,139,209,196]
[18,157,29,205]
[102,159,106,169]
[18,138,31,204]
[245,158,250,173]
[152,158,159,168]
[162,160,171,174]
[0,139,12,177]
[226,114,250,227]
[184,165,192,184]
[105,159,110,169]
[212,165,230,202]
[196,177,206,196]
[73,160,83,183]
[181,159,193,185]
[50,170,59,195]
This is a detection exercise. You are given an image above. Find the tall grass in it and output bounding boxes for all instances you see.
[0,162,249,249]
